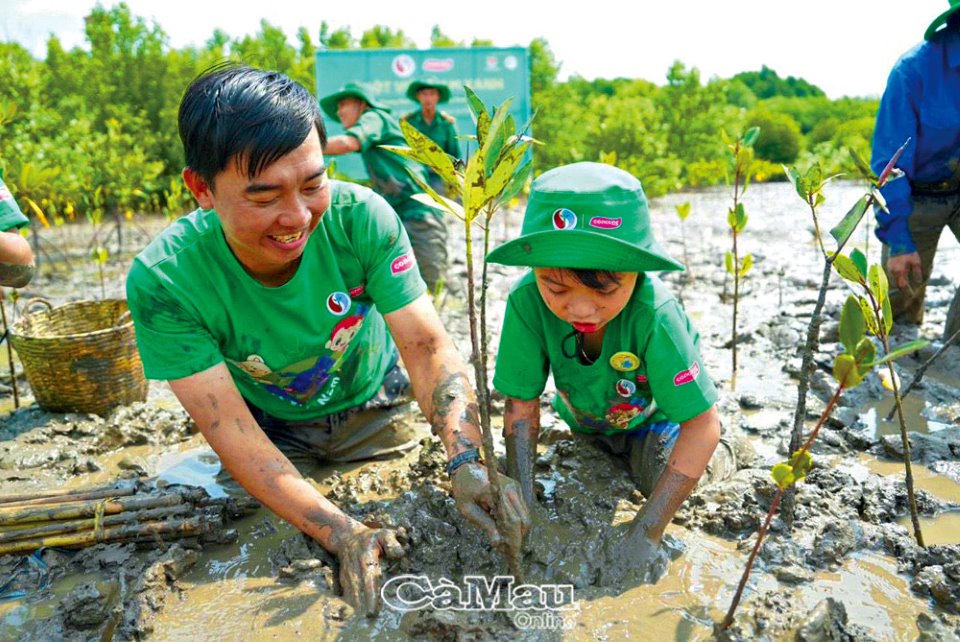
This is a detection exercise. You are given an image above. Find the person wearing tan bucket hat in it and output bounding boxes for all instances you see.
[321,82,449,291]
[491,162,735,586]
[401,80,461,195]
[871,0,960,342]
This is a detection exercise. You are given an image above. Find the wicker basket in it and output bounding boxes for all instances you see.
[9,298,148,416]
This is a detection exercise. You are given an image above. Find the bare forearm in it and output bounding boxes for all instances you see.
[323,135,360,156]
[0,232,34,287]
[169,371,364,553]
[218,437,364,552]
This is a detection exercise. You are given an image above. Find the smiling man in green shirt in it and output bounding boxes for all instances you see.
[127,65,527,617]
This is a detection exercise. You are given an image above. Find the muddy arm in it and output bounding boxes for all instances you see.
[503,397,540,507]
[384,294,483,458]
[168,363,403,615]
[631,406,720,541]
[385,295,530,548]
[323,135,361,156]
[0,230,35,288]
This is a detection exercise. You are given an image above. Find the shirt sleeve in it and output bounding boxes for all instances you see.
[871,62,919,255]
[345,111,386,152]
[348,191,426,314]
[644,300,717,424]
[493,293,549,401]
[125,259,224,380]
[0,179,29,231]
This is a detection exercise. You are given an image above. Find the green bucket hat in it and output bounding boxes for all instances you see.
[487,162,684,273]
[319,82,390,123]
[926,0,960,40]
[406,80,451,104]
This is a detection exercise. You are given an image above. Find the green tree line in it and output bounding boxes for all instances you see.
[0,2,878,227]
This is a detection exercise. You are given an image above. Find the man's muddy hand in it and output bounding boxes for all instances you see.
[331,524,406,617]
[451,462,531,555]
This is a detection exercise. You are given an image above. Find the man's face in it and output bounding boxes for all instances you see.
[337,97,365,128]
[416,88,440,111]
[183,128,330,285]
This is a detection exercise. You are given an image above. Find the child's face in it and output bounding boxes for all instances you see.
[534,268,638,334]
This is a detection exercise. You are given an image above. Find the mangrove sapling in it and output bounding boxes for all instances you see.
[675,201,693,280]
[92,245,108,299]
[722,128,759,391]
[384,87,535,577]
[780,141,910,525]
[832,252,926,545]
[719,289,926,631]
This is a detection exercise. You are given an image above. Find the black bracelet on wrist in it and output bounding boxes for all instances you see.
[447,448,482,477]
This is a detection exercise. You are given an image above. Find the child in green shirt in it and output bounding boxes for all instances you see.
[489,162,731,584]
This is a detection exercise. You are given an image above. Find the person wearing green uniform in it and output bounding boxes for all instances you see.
[490,162,731,586]
[320,83,449,292]
[0,170,35,287]
[401,80,461,195]
[126,65,528,617]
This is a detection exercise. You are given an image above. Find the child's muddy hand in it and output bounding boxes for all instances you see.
[333,525,406,618]
[598,528,669,587]
[451,463,532,553]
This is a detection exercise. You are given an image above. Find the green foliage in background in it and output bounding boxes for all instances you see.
[0,2,880,227]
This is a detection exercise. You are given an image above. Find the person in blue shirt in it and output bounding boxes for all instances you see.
[871,0,960,341]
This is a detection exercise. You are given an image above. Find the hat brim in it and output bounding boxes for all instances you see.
[926,5,960,40]
[406,82,451,104]
[319,90,389,123]
[486,230,684,273]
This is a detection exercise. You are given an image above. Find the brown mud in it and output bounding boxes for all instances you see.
[1,181,959,640]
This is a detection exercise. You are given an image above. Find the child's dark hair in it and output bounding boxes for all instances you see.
[178,62,327,186]
[570,269,627,290]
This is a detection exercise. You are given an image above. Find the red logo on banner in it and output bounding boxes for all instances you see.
[423,58,454,72]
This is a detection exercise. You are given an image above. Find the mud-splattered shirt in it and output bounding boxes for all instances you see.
[345,109,437,222]
[493,272,717,436]
[126,181,426,421]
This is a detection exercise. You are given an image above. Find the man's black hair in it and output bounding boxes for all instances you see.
[178,62,327,187]
[569,269,625,290]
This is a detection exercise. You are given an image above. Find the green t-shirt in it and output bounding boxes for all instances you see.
[493,272,717,436]
[126,181,426,421]
[345,109,436,222]
[0,176,29,231]
[401,110,461,159]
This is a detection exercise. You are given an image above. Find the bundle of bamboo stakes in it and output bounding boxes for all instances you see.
[0,481,259,556]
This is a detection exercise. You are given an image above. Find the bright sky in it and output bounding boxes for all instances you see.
[1,0,950,98]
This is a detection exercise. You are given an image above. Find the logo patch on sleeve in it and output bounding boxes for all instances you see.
[673,361,701,386]
[589,216,622,230]
[391,254,416,275]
